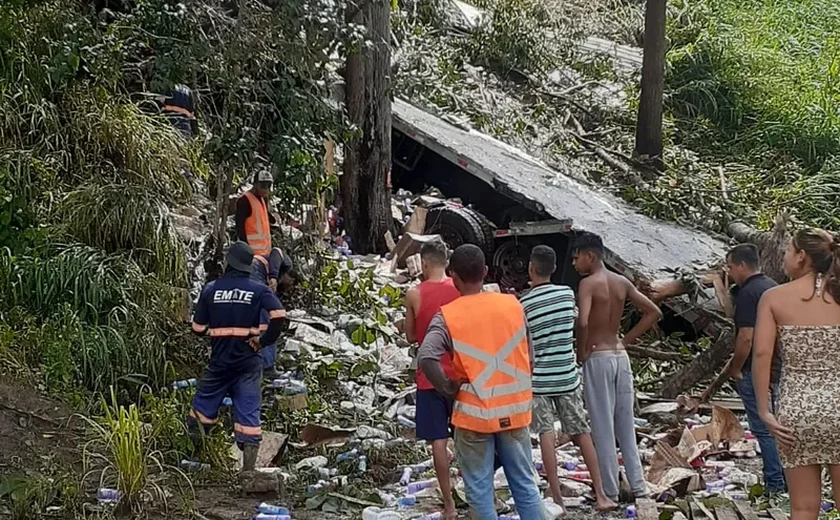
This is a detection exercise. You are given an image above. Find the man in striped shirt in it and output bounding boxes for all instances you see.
[521,245,616,511]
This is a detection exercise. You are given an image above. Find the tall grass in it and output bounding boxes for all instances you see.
[83,390,167,510]
[668,0,840,171]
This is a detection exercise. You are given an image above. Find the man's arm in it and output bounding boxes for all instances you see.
[727,327,753,379]
[234,196,251,243]
[403,287,420,343]
[191,287,211,335]
[575,278,593,363]
[417,313,460,397]
[526,324,535,374]
[254,290,286,348]
[622,278,663,346]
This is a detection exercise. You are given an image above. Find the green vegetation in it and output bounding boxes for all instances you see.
[666,0,840,229]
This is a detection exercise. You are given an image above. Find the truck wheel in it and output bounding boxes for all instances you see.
[462,207,496,257]
[425,206,489,252]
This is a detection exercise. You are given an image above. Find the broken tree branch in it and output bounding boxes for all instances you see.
[659,330,734,399]
[626,345,687,362]
[700,369,731,403]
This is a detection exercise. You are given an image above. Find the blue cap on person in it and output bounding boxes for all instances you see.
[227,241,255,273]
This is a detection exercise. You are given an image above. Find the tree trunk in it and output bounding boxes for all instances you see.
[658,331,733,399]
[635,0,667,161]
[727,212,791,284]
[341,0,393,254]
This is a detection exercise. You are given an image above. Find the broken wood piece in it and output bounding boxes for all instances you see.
[402,206,428,235]
[384,230,396,252]
[732,499,760,520]
[389,232,443,271]
[692,498,715,520]
[711,405,745,446]
[406,253,422,278]
[715,504,741,520]
[300,424,355,447]
[636,499,659,520]
[700,368,731,403]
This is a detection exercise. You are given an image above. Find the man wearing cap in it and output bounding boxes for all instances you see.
[235,171,276,256]
[189,241,286,477]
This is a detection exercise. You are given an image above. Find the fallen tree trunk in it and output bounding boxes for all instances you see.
[658,330,734,399]
[626,345,687,362]
[727,213,790,284]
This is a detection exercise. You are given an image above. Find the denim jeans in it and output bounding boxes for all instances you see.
[260,343,277,371]
[737,372,787,493]
[454,426,545,520]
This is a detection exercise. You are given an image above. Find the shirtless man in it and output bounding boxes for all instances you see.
[572,232,662,502]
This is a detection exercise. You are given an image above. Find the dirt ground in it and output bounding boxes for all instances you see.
[0,381,81,475]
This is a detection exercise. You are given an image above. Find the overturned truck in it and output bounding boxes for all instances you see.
[389,97,732,398]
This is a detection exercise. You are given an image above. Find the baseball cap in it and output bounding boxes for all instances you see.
[226,241,255,273]
[254,170,273,184]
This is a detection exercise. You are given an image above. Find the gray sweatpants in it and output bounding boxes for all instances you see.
[582,350,646,500]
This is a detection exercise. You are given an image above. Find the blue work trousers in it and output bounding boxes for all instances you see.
[190,356,263,446]
[454,426,545,520]
[737,372,787,493]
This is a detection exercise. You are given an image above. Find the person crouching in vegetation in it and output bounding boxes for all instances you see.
[189,241,286,474]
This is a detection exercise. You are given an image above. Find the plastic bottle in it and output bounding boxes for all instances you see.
[336,448,360,462]
[361,507,401,520]
[410,459,434,473]
[563,497,588,508]
[306,480,329,494]
[257,503,289,515]
[253,514,291,520]
[180,460,210,472]
[396,416,416,429]
[498,515,520,520]
[406,478,437,494]
[172,378,197,390]
[399,467,413,485]
[563,461,578,471]
[626,505,637,518]
[397,495,417,508]
[284,381,307,395]
[414,513,443,520]
[222,397,233,406]
[97,488,121,502]
[357,456,367,473]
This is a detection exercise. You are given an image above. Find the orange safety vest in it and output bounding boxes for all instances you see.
[243,191,271,255]
[441,293,532,433]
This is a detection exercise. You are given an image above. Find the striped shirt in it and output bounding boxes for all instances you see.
[520,283,579,395]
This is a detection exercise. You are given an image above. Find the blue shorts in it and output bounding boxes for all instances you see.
[260,343,276,370]
[415,390,453,441]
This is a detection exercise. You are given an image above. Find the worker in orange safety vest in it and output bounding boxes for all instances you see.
[418,244,545,520]
[235,171,275,256]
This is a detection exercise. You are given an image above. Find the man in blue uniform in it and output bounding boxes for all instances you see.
[190,241,286,473]
[251,247,296,377]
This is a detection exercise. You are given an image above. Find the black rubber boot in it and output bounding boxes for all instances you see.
[242,443,260,472]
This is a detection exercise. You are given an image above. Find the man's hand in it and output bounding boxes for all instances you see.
[269,278,278,292]
[248,336,261,352]
[394,318,405,333]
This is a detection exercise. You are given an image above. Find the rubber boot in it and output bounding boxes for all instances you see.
[242,443,259,472]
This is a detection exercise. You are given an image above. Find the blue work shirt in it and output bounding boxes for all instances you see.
[192,270,284,368]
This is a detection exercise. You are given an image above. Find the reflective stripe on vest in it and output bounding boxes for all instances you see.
[441,293,533,433]
[244,192,271,255]
[454,325,531,399]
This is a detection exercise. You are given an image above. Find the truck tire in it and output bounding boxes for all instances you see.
[462,207,496,257]
[424,206,489,252]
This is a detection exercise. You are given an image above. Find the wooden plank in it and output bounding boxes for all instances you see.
[732,500,760,520]
[693,498,715,520]
[767,509,788,520]
[715,504,741,520]
[637,499,659,520]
